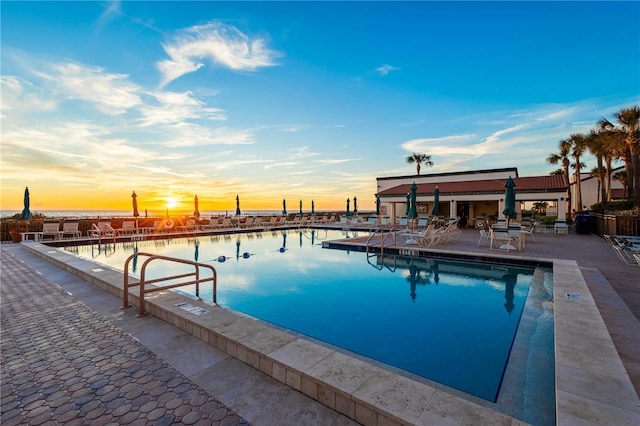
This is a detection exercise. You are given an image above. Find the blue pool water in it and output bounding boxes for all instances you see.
[68,229,534,401]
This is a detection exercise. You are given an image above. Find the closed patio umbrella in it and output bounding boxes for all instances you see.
[235,195,241,216]
[431,187,440,216]
[299,200,303,215]
[502,176,517,225]
[282,199,287,215]
[193,195,200,219]
[131,191,139,218]
[353,196,358,214]
[311,200,315,215]
[405,193,410,216]
[376,195,381,216]
[346,198,351,217]
[408,183,418,220]
[20,187,32,219]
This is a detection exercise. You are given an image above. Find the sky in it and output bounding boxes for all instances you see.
[1,1,639,214]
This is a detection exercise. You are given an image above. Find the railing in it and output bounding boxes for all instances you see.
[123,252,217,317]
[590,213,640,237]
[366,226,398,255]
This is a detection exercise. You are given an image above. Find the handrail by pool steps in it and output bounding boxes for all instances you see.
[123,252,217,316]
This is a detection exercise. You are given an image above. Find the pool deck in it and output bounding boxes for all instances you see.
[1,226,639,425]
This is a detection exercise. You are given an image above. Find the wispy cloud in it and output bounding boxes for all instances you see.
[138,90,225,126]
[45,62,142,115]
[157,21,281,87]
[376,64,399,76]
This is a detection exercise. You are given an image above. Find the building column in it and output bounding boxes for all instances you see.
[557,196,567,221]
[450,200,457,219]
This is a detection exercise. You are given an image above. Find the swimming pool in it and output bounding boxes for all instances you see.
[68,229,537,402]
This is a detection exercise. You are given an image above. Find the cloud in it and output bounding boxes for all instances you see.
[138,90,226,126]
[376,64,399,76]
[157,21,281,86]
[0,75,57,114]
[46,62,142,115]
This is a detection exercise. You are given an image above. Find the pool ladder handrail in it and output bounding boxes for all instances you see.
[123,252,217,317]
[365,226,399,255]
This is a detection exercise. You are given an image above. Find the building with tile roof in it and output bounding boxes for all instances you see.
[376,167,569,226]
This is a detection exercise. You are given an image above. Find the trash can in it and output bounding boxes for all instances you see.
[575,214,591,234]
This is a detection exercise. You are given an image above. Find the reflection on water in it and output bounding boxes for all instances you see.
[67,229,535,402]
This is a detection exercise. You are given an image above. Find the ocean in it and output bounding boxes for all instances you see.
[1,209,351,219]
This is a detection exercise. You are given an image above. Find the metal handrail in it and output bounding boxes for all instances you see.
[365,226,398,255]
[123,252,217,317]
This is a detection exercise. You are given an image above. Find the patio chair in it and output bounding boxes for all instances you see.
[490,230,512,251]
[61,221,82,239]
[554,221,568,235]
[41,221,62,240]
[477,226,490,247]
[117,220,137,236]
[90,221,116,240]
[177,219,197,232]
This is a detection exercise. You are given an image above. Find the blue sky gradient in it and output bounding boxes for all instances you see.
[2,1,639,212]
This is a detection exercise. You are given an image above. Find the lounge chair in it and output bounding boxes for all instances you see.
[177,219,197,232]
[61,221,82,239]
[416,217,429,230]
[41,221,62,240]
[117,220,137,236]
[219,217,233,229]
[90,221,116,240]
[240,216,252,228]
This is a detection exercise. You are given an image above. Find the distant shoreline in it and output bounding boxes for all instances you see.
[1,209,372,219]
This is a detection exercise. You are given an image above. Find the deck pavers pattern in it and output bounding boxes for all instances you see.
[0,249,249,426]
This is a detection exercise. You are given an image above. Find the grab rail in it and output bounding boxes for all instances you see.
[365,226,398,255]
[123,252,217,317]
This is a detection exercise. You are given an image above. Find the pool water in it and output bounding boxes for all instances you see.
[68,229,534,402]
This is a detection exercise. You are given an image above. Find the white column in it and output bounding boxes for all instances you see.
[450,200,457,220]
[557,197,567,221]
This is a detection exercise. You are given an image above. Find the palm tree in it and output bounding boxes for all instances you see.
[590,167,604,203]
[614,170,628,199]
[613,105,640,207]
[597,118,627,202]
[561,133,588,211]
[532,201,548,215]
[547,144,571,213]
[406,153,433,175]
[586,129,608,203]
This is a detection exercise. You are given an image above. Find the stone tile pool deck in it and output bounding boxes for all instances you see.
[2,227,639,425]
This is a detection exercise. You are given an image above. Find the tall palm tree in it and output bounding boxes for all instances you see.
[406,153,433,175]
[597,118,627,202]
[561,133,588,211]
[590,167,603,203]
[614,105,640,207]
[547,144,571,213]
[586,129,608,203]
[614,170,628,199]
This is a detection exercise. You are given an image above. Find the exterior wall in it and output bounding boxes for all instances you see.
[569,169,625,211]
[376,168,517,193]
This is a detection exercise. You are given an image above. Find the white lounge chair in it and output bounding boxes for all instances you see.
[117,220,137,236]
[61,221,82,239]
[41,221,62,240]
[91,221,116,240]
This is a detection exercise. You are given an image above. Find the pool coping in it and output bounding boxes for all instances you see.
[21,240,640,426]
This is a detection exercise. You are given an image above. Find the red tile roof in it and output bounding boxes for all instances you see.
[377,175,568,197]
